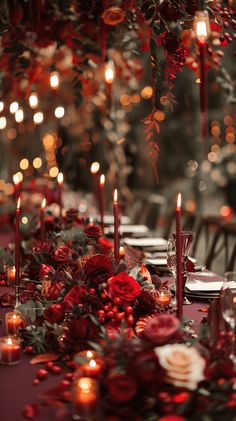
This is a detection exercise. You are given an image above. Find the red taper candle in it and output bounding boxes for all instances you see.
[13,174,21,201]
[40,198,46,242]
[99,174,105,233]
[15,197,21,305]
[113,189,119,262]
[57,172,63,217]
[176,193,183,320]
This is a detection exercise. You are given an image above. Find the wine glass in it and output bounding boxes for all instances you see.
[167,237,177,308]
[221,271,236,364]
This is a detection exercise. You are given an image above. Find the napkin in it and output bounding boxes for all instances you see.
[105,225,149,235]
[123,237,167,247]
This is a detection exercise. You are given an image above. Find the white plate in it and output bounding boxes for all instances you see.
[186,280,236,292]
[123,237,167,248]
[147,256,197,266]
[105,225,149,235]
[98,215,131,224]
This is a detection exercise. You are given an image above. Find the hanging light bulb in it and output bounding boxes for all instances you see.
[50,71,60,89]
[193,10,211,42]
[104,61,115,84]
[10,101,19,114]
[29,92,38,109]
[15,108,24,123]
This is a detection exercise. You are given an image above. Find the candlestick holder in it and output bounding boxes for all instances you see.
[0,336,21,365]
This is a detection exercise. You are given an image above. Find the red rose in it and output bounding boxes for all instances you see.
[44,303,64,323]
[33,241,51,254]
[107,272,141,302]
[142,314,180,345]
[63,285,84,310]
[84,254,113,285]
[53,246,75,262]
[84,223,102,238]
[106,373,137,403]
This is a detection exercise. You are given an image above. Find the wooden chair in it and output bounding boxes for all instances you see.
[223,221,236,272]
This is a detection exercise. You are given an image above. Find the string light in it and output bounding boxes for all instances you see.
[29,92,38,109]
[0,116,6,129]
[33,112,44,125]
[55,106,65,118]
[50,71,60,89]
[15,108,24,123]
[10,102,19,114]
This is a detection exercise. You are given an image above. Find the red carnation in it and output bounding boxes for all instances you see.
[44,303,64,324]
[84,254,113,285]
[63,285,84,310]
[53,246,75,262]
[142,314,180,345]
[39,264,54,279]
[106,373,137,403]
[107,272,141,302]
[56,262,80,280]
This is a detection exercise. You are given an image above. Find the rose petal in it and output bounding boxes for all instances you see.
[30,353,59,365]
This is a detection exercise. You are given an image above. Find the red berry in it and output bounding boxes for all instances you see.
[115,312,125,322]
[45,361,54,370]
[126,314,134,327]
[36,369,48,380]
[113,297,122,305]
[106,311,114,319]
[33,378,40,385]
[100,292,107,300]
[98,316,105,323]
[24,346,34,354]
[97,310,105,318]
[104,304,111,312]
[89,288,96,295]
[51,365,62,375]
[124,305,133,315]
[60,379,70,388]
[112,306,118,314]
[64,372,74,382]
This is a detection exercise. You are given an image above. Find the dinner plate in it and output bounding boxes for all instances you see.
[105,224,149,235]
[169,283,219,300]
[123,237,167,250]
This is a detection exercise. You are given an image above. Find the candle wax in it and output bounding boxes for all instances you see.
[6,312,24,334]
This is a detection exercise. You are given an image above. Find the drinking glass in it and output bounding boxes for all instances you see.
[167,231,194,305]
[221,271,236,364]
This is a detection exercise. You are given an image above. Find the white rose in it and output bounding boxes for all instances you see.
[154,344,205,390]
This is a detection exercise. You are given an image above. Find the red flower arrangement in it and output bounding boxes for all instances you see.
[107,272,141,302]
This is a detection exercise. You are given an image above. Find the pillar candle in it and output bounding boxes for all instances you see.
[0,336,21,365]
[176,193,183,320]
[5,311,24,335]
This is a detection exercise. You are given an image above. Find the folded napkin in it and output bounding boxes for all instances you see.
[123,237,167,247]
[105,224,149,235]
[186,280,236,292]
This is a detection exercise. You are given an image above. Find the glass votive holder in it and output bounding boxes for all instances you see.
[156,287,172,307]
[0,336,21,365]
[5,311,24,335]
[6,265,16,285]
[74,377,99,419]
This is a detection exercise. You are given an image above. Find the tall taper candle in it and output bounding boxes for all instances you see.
[13,174,21,201]
[40,198,46,242]
[57,172,63,217]
[113,189,119,262]
[99,174,105,233]
[15,197,21,306]
[90,162,100,204]
[176,193,183,320]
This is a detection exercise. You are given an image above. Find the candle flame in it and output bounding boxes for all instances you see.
[13,173,19,185]
[119,246,125,254]
[114,189,118,203]
[12,313,17,319]
[196,21,207,39]
[41,198,46,209]
[7,337,13,345]
[57,172,63,185]
[89,359,96,368]
[86,350,93,359]
[78,378,93,391]
[90,162,100,174]
[17,197,21,209]
[100,174,105,185]
[177,193,181,209]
